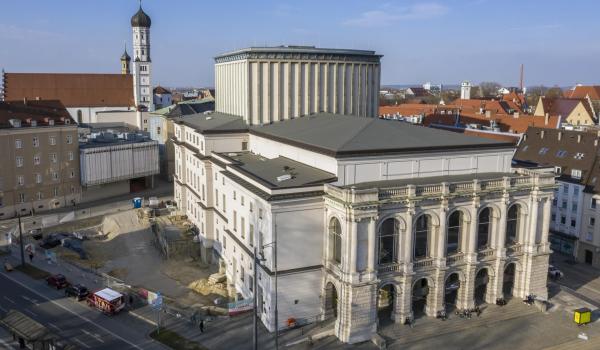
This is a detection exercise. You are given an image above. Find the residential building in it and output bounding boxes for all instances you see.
[153,86,172,109]
[460,81,471,100]
[513,127,598,259]
[564,85,600,118]
[173,46,555,344]
[533,97,595,126]
[0,100,80,219]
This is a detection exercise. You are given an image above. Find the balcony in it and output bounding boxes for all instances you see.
[506,244,523,256]
[326,171,555,204]
[446,253,464,266]
[378,263,402,274]
[477,248,495,261]
[413,258,434,270]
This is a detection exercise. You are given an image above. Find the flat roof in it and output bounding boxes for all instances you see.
[250,114,514,158]
[346,172,520,190]
[95,288,123,301]
[215,45,381,60]
[174,111,247,134]
[219,152,337,189]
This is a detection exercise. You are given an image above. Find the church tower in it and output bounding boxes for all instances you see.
[131,4,153,110]
[121,47,131,75]
[461,81,472,100]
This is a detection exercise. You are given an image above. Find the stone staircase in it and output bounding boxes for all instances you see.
[380,301,540,347]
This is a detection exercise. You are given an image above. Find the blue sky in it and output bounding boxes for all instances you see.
[1,0,599,87]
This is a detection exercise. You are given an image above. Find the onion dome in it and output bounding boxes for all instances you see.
[131,6,151,28]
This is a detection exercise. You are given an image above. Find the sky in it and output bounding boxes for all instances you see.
[1,0,599,88]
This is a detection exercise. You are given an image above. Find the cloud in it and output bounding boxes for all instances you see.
[343,3,448,27]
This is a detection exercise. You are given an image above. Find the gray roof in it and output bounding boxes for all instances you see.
[250,113,514,158]
[215,46,382,63]
[174,112,247,134]
[0,310,54,341]
[216,46,379,58]
[219,152,337,189]
[346,172,518,190]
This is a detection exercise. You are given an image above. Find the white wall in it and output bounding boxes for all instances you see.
[551,181,584,237]
[67,106,132,124]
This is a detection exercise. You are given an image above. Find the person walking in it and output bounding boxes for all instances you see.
[199,319,205,333]
[28,252,34,263]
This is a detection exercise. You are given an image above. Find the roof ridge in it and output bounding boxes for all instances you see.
[337,117,377,150]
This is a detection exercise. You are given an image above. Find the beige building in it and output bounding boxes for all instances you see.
[534,97,595,126]
[0,100,81,219]
[214,46,381,125]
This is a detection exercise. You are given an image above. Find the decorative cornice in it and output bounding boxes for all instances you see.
[215,52,381,64]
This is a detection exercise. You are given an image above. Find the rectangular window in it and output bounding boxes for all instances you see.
[36,192,42,200]
[240,266,245,282]
[215,189,219,206]
[241,217,245,239]
[592,198,597,209]
[70,170,75,178]
[233,211,237,232]
[33,137,39,147]
[571,219,576,227]
[249,224,254,247]
[242,141,248,151]
[571,169,582,179]
[223,235,227,249]
[17,175,24,186]
[572,203,578,212]
[587,232,593,241]
[15,139,22,149]
[259,208,263,219]
[563,185,569,194]
[248,276,253,292]
[574,187,580,196]
[250,202,253,213]
[16,156,23,168]
[53,187,59,197]
[551,213,556,222]
[68,151,74,161]
[222,194,226,212]
[52,172,59,180]
[50,153,57,163]
[49,136,56,145]
[66,135,73,144]
[36,173,42,184]
[552,198,557,206]
[233,191,237,200]
[590,217,595,226]
[34,155,40,165]
[241,196,245,206]
[561,216,566,224]
[18,193,25,203]
[562,201,567,209]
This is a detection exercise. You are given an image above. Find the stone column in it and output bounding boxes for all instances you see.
[349,219,358,274]
[437,204,448,262]
[367,217,377,273]
[396,275,413,322]
[335,282,378,344]
[458,266,476,309]
[428,270,446,317]
[467,204,478,262]
[403,207,415,270]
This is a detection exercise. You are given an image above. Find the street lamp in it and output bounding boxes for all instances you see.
[253,239,278,350]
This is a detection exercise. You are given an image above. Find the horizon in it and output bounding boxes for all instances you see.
[1,0,599,87]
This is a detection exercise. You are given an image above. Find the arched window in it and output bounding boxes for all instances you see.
[447,211,462,255]
[329,218,342,264]
[379,218,399,264]
[414,215,430,259]
[76,110,82,124]
[477,207,492,250]
[506,205,520,245]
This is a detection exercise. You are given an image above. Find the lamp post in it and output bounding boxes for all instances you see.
[17,214,25,266]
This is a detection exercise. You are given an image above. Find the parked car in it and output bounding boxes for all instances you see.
[39,233,67,249]
[46,274,69,289]
[65,284,89,301]
[548,265,564,280]
[28,229,43,240]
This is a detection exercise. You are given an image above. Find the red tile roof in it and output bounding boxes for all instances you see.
[564,85,600,100]
[3,73,134,108]
[0,100,75,128]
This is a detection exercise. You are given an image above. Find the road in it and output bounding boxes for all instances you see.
[0,269,168,349]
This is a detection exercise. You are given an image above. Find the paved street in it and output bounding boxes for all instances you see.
[0,267,168,349]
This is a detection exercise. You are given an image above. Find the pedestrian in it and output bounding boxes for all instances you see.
[28,252,34,263]
[199,319,205,333]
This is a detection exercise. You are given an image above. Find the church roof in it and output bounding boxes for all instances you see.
[3,73,134,108]
[121,49,131,60]
[131,6,151,28]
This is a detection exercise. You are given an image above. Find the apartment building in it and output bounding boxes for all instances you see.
[0,100,80,219]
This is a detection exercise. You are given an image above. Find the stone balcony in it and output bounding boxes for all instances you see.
[477,248,495,261]
[446,253,465,266]
[325,171,555,204]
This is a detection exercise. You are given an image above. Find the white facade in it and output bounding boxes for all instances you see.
[550,181,583,239]
[79,141,159,186]
[132,26,153,110]
[68,107,132,125]
[214,47,381,124]
[461,81,472,100]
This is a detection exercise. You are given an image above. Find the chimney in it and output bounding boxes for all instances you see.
[23,97,27,105]
[513,112,520,119]
[136,110,143,130]
[544,113,549,125]
[35,96,40,101]
[558,131,562,141]
[541,130,545,139]
[485,110,491,119]
[577,134,582,143]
